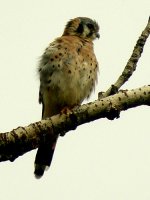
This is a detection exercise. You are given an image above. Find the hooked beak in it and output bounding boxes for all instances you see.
[96,33,100,39]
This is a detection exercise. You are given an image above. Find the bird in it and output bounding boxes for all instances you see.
[34,17,100,178]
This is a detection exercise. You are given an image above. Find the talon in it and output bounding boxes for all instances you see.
[60,106,73,115]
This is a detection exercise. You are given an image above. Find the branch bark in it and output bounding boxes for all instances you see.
[99,16,150,99]
[0,18,150,164]
[0,85,150,162]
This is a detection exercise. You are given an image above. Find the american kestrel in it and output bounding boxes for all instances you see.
[34,17,100,178]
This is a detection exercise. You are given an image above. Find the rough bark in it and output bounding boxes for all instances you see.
[99,16,150,99]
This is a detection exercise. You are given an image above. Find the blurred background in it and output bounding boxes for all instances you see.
[0,0,150,199]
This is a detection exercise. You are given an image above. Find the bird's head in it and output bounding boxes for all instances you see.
[63,17,100,41]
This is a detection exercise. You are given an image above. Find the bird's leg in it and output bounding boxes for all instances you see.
[60,104,79,115]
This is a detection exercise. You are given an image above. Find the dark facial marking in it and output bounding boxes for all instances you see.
[87,23,94,30]
[76,23,83,34]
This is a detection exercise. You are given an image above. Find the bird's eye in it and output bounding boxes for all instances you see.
[87,23,94,29]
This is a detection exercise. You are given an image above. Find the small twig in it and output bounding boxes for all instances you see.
[99,17,150,99]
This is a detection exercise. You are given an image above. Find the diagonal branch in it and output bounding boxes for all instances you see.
[0,85,150,162]
[99,17,150,99]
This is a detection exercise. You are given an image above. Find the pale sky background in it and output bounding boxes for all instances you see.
[0,0,150,199]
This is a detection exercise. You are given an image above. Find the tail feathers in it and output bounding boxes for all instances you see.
[34,164,47,179]
[34,138,58,178]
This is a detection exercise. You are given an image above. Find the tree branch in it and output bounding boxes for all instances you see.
[0,85,150,162]
[99,17,150,99]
